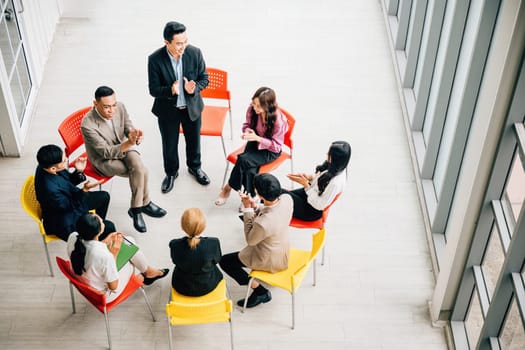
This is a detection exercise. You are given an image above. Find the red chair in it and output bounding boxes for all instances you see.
[223,107,295,186]
[56,257,156,350]
[180,67,232,160]
[58,106,112,187]
[289,192,342,265]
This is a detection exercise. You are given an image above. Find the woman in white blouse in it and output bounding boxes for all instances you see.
[67,213,168,302]
[285,141,351,221]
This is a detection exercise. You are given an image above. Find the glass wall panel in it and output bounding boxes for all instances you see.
[504,153,525,225]
[465,289,483,348]
[499,298,525,350]
[481,224,505,300]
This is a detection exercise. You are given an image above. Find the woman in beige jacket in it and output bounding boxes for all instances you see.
[219,173,293,308]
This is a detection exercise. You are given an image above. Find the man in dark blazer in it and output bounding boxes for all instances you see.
[148,21,210,193]
[34,144,115,241]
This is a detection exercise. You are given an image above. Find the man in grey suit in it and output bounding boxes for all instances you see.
[81,86,166,233]
[148,21,210,194]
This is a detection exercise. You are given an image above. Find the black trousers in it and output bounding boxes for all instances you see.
[219,252,250,286]
[283,188,323,221]
[157,108,201,176]
[228,141,279,197]
[84,190,115,241]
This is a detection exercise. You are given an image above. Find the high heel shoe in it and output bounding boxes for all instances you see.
[142,268,169,286]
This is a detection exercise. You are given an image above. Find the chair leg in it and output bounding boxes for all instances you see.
[220,136,227,158]
[228,106,233,140]
[321,246,326,266]
[229,319,234,350]
[167,317,173,350]
[222,162,230,188]
[103,307,112,350]
[242,278,254,313]
[68,282,76,314]
[42,236,54,276]
[139,287,156,322]
[313,258,317,286]
[291,289,295,330]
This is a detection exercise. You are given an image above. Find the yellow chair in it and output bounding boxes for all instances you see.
[166,279,234,350]
[242,228,326,329]
[20,175,61,276]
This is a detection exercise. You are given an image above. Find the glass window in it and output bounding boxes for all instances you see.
[499,298,525,349]
[0,0,20,76]
[481,225,505,300]
[504,153,525,226]
[465,289,484,348]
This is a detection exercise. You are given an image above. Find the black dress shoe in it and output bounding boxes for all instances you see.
[161,173,178,193]
[237,290,272,308]
[142,202,167,218]
[188,168,210,185]
[127,209,147,233]
[142,268,169,286]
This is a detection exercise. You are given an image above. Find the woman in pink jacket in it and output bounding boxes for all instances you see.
[215,87,288,206]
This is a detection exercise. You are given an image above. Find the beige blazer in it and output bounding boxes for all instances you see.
[80,103,134,176]
[239,194,293,273]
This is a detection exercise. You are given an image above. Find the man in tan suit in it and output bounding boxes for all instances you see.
[219,173,293,308]
[81,86,166,233]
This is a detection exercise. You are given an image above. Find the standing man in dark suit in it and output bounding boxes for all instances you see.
[148,21,210,193]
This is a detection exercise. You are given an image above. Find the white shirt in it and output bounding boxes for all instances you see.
[305,170,346,210]
[67,232,133,302]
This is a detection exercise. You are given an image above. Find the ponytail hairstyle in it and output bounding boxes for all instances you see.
[315,141,351,195]
[248,87,278,139]
[180,208,206,250]
[70,213,103,275]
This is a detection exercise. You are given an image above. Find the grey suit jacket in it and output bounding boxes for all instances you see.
[147,45,209,121]
[80,103,134,176]
[239,194,293,273]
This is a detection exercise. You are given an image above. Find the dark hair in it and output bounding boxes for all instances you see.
[248,87,278,139]
[315,141,351,195]
[94,86,114,101]
[163,21,186,41]
[254,173,281,201]
[36,144,63,169]
[70,213,103,275]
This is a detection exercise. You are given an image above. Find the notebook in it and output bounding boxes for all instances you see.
[115,237,139,271]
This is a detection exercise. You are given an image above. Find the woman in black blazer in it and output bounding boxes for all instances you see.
[169,208,223,296]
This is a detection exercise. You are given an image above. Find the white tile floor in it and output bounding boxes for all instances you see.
[0,1,449,349]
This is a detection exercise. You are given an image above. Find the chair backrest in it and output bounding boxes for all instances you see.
[322,192,342,223]
[280,108,295,151]
[166,280,232,326]
[56,256,107,309]
[201,67,230,101]
[20,175,43,226]
[291,228,326,290]
[58,106,92,157]
[309,228,326,260]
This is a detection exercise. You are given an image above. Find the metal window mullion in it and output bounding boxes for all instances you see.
[387,0,400,15]
[420,0,470,178]
[402,0,427,89]
[491,200,512,252]
[7,43,22,82]
[511,273,525,325]
[474,265,491,317]
[395,0,413,50]
[489,337,501,350]
[411,0,447,131]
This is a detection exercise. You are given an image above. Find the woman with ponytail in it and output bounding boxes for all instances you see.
[168,208,223,296]
[285,141,351,221]
[215,87,288,207]
[67,213,168,302]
